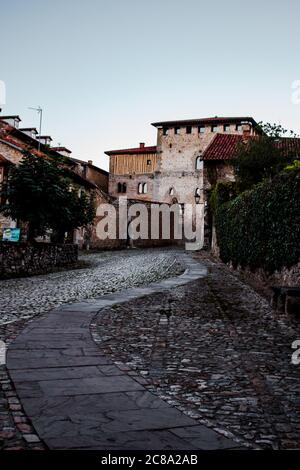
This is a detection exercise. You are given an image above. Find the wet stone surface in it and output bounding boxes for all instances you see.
[0,249,183,450]
[92,258,300,450]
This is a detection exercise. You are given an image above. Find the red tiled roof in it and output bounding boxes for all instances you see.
[151,116,259,128]
[105,145,157,156]
[202,134,244,160]
[276,138,300,157]
[202,134,300,161]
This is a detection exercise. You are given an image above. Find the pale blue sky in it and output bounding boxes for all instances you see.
[1,0,300,170]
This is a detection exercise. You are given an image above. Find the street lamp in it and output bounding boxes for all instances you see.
[194,188,201,204]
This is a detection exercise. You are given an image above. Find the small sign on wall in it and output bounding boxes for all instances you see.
[2,227,21,242]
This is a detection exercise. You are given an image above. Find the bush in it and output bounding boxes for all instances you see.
[214,169,300,273]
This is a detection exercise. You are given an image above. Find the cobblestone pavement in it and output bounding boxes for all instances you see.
[0,249,183,450]
[92,256,300,450]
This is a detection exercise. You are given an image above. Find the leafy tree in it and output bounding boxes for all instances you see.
[0,151,96,242]
[231,122,298,190]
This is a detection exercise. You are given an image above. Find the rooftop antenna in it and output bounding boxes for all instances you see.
[28,106,43,152]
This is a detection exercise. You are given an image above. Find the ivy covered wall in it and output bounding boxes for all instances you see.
[214,169,300,273]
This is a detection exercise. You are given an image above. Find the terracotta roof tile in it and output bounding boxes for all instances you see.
[202,134,300,161]
[202,134,243,160]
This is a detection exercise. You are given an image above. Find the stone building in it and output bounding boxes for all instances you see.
[107,117,259,203]
[2,112,299,251]
[106,117,262,247]
[0,115,110,247]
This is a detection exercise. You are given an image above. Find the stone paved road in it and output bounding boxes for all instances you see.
[0,249,183,450]
[92,255,300,450]
[0,249,183,329]
[6,252,240,450]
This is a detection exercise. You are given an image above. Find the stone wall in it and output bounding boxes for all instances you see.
[109,173,155,202]
[0,242,78,279]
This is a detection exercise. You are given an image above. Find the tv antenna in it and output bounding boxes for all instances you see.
[28,106,43,152]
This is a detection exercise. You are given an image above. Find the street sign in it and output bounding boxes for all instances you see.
[2,228,21,242]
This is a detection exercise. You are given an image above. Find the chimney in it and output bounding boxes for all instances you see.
[139,142,145,149]
[0,115,21,128]
[20,127,38,139]
[51,147,72,157]
[88,160,93,165]
[36,135,53,146]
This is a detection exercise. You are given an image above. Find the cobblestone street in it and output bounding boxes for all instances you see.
[92,255,300,450]
[0,249,183,450]
[0,249,183,331]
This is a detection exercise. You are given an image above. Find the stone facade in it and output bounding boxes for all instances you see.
[0,242,78,279]
[106,117,260,248]
[0,118,111,249]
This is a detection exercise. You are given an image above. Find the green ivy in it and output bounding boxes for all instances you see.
[214,169,300,273]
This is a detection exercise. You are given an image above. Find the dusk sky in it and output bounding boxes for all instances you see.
[1,0,300,171]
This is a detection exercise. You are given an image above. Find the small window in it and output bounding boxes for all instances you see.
[147,159,151,165]
[169,187,174,196]
[122,183,127,193]
[186,125,192,134]
[163,127,169,136]
[138,183,143,194]
[224,124,230,132]
[236,124,242,132]
[143,183,148,194]
[198,126,205,134]
[211,125,218,132]
[117,182,122,193]
[175,126,180,135]
[195,156,202,170]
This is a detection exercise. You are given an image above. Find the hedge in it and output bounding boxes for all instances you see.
[214,169,300,273]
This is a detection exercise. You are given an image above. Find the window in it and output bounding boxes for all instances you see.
[147,159,151,165]
[198,126,205,134]
[223,124,230,132]
[169,187,174,196]
[175,126,180,135]
[163,127,169,136]
[211,125,218,132]
[138,182,148,194]
[236,124,242,132]
[186,125,192,134]
[118,182,126,193]
[195,156,202,170]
